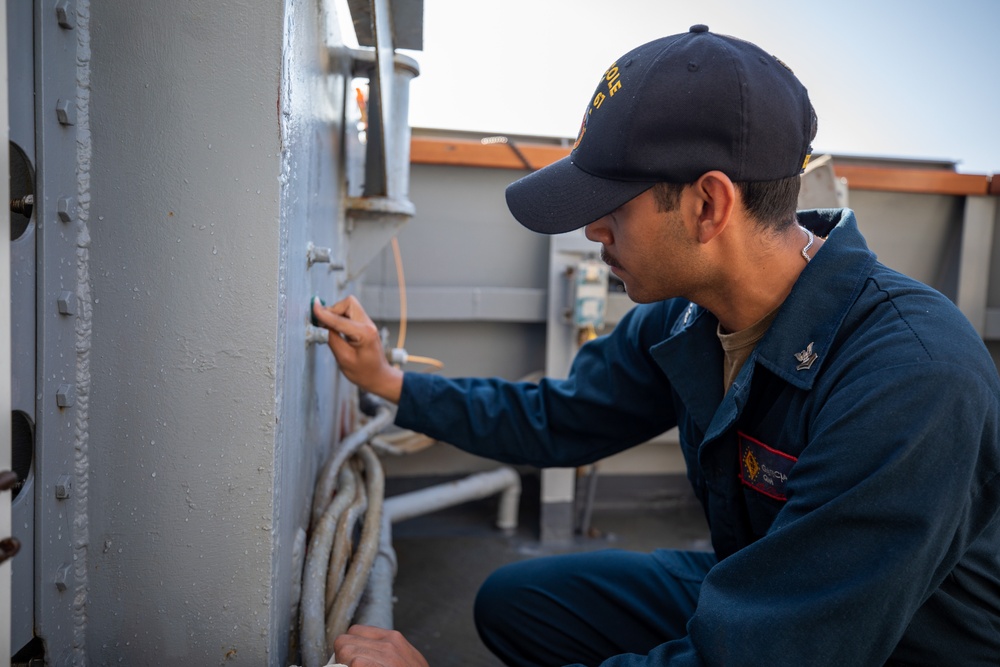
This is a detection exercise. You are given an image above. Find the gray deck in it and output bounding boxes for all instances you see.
[388,473,712,666]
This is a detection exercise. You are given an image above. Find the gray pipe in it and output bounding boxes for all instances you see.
[354,466,522,629]
[383,466,521,528]
[353,512,397,630]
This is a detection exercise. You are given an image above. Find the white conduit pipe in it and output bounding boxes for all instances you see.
[326,445,385,645]
[301,465,358,667]
[297,395,522,666]
[324,473,368,616]
[383,466,521,528]
[300,402,395,667]
[303,447,387,667]
[311,404,396,529]
[353,466,522,629]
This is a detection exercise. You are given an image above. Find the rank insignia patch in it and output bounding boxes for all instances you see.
[794,342,818,371]
[738,431,798,501]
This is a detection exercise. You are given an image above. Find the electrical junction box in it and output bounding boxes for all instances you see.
[572,259,610,330]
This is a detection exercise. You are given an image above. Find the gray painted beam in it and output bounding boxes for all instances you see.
[956,196,998,336]
[33,0,85,660]
[984,308,1000,341]
[362,285,548,322]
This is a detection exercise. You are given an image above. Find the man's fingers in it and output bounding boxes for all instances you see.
[330,295,372,323]
[333,625,429,667]
[344,624,394,640]
[313,299,368,343]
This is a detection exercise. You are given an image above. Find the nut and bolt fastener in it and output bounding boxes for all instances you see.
[10,194,34,217]
[306,242,340,268]
[305,325,330,345]
[55,475,72,500]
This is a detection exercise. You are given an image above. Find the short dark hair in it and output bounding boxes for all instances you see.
[653,176,801,231]
[651,181,685,213]
[652,106,818,231]
[735,176,802,230]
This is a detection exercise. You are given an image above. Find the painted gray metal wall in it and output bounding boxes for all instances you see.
[77,0,348,663]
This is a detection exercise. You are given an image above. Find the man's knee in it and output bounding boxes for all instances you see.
[473,560,526,638]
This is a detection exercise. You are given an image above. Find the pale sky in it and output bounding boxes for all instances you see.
[391,0,1000,175]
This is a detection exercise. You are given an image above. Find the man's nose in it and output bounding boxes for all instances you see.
[584,217,610,244]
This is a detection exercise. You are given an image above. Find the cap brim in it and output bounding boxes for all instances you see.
[504,156,656,234]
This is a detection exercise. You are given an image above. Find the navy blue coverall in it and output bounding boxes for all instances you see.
[394,209,1000,666]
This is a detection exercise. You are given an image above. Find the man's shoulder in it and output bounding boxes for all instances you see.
[845,263,997,384]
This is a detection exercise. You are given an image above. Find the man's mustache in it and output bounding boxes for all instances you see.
[600,248,621,269]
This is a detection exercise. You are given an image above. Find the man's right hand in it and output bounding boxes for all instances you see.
[332,624,429,667]
[312,296,404,404]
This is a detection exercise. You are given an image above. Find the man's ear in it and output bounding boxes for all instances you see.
[690,171,736,244]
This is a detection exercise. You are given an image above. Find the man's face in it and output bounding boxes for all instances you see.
[584,188,702,304]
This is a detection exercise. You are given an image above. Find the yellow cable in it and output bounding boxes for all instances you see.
[389,236,444,371]
[405,355,444,371]
[391,236,407,350]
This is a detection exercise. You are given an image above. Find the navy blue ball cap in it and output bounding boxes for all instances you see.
[506,25,814,235]
[505,156,656,236]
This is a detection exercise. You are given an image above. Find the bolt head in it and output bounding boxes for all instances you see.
[56,383,76,408]
[55,475,72,500]
[55,99,76,126]
[58,291,77,315]
[55,1,76,29]
[54,563,71,592]
[57,196,76,223]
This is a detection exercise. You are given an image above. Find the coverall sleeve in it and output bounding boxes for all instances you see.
[583,360,1000,666]
[394,302,680,468]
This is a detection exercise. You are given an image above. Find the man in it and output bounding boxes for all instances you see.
[314,25,1000,666]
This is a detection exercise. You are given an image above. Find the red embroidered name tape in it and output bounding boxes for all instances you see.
[738,431,798,501]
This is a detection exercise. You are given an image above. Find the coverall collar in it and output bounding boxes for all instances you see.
[649,208,877,437]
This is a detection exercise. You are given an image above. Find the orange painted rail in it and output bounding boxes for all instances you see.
[410,136,995,197]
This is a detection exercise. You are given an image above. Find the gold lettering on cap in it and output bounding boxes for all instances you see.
[603,63,623,97]
[576,60,626,148]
